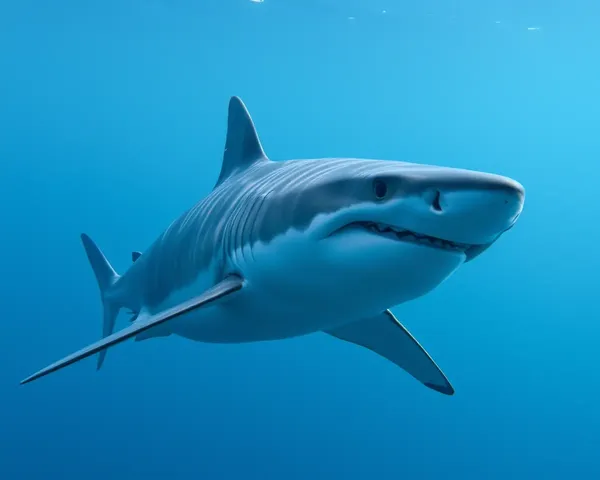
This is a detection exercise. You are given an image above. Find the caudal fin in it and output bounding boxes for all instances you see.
[80,233,121,370]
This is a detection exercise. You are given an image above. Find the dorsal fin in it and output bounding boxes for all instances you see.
[131,251,142,262]
[215,96,268,187]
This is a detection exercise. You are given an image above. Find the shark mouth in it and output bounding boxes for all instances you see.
[354,221,472,253]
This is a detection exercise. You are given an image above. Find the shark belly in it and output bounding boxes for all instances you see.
[149,287,351,345]
[140,289,335,344]
[200,231,388,340]
[136,233,365,343]
[134,268,334,344]
[222,224,465,342]
[133,221,465,344]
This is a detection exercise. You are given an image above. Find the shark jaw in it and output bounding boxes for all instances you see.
[332,221,473,254]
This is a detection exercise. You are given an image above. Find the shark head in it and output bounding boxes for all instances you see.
[220,97,525,318]
[298,159,524,310]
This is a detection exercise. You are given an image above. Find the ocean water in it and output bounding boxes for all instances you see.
[2,1,600,478]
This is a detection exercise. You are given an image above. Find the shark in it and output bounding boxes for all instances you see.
[21,97,525,395]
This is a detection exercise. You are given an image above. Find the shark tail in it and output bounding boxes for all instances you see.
[80,233,122,371]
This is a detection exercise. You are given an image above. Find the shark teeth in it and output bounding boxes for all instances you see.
[359,222,470,252]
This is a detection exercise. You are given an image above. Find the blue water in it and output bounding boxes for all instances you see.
[2,1,600,478]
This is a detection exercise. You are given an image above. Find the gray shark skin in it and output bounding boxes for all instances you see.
[21,97,525,395]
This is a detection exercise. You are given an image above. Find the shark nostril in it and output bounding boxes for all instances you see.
[432,190,442,212]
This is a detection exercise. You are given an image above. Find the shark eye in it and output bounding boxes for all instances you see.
[373,179,388,200]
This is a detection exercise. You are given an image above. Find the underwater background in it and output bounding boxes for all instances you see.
[2,0,600,478]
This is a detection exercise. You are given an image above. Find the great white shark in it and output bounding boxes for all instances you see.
[21,97,525,395]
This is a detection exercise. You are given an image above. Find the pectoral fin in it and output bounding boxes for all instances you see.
[21,275,245,385]
[325,310,454,395]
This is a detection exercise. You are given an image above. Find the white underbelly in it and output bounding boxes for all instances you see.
[145,282,354,344]
[135,231,396,343]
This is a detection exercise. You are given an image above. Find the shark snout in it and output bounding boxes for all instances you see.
[403,170,525,246]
